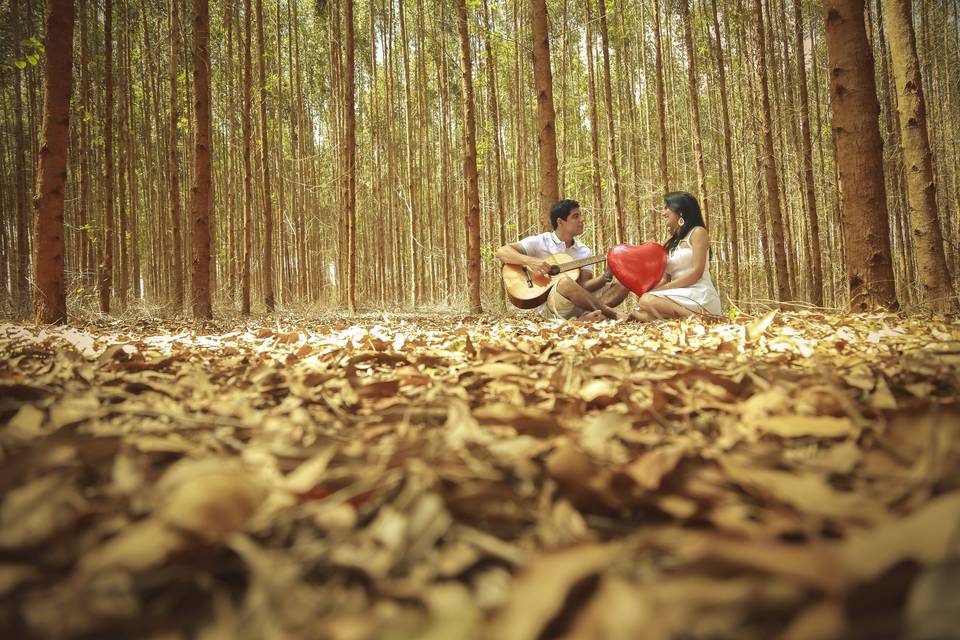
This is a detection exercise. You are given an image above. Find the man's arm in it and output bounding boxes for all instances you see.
[496,242,550,279]
[580,268,612,293]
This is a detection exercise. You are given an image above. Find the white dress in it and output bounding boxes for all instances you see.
[645,239,722,316]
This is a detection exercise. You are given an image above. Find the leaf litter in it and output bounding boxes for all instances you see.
[1,311,959,639]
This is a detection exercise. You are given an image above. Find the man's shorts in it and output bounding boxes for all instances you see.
[542,285,583,320]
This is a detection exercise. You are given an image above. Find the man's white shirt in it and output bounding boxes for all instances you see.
[518,231,593,268]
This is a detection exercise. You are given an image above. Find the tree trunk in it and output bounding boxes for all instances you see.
[596,0,625,243]
[125,9,140,303]
[12,0,30,315]
[753,0,791,302]
[256,0,275,311]
[680,0,709,225]
[583,0,604,237]
[652,0,669,194]
[482,0,506,248]
[190,0,212,318]
[78,0,94,290]
[33,0,74,324]
[397,0,419,305]
[98,0,115,313]
[823,0,898,310]
[457,0,482,313]
[241,0,253,314]
[710,0,740,302]
[793,0,824,306]
[529,0,559,230]
[882,0,957,311]
[167,0,184,311]
[341,0,357,311]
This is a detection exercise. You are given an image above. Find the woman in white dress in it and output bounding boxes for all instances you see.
[626,191,722,320]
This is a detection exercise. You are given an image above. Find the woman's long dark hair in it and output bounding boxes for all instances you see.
[663,191,706,253]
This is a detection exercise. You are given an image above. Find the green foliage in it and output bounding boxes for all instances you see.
[480,241,498,264]
[11,35,44,70]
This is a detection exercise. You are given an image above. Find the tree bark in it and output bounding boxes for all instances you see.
[256,0,275,311]
[190,0,212,318]
[397,0,420,304]
[33,0,74,324]
[596,0,625,243]
[12,0,31,314]
[882,0,957,311]
[241,0,253,314]
[341,0,357,311]
[793,0,824,306]
[753,0,791,302]
[529,0,559,230]
[823,0,898,310]
[652,0,669,194]
[709,0,739,302]
[482,0,506,248]
[457,0,482,313]
[583,0,604,235]
[167,0,184,311]
[680,0,709,226]
[99,0,115,313]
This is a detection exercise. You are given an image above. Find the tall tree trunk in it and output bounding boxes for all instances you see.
[652,0,669,194]
[753,0,791,301]
[823,0,898,310]
[78,0,93,290]
[680,0,709,225]
[710,0,739,302]
[482,0,506,248]
[397,0,419,305]
[793,0,824,306]
[12,0,30,314]
[98,0,115,313]
[241,0,252,314]
[341,0,357,311]
[117,9,129,309]
[256,0,275,311]
[882,0,957,311]
[190,0,212,318]
[529,0,559,230]
[125,9,140,303]
[583,0,603,238]
[167,0,184,311]
[596,0,625,243]
[33,0,74,324]
[457,0,482,313]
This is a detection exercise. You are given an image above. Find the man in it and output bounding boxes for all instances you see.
[496,199,628,320]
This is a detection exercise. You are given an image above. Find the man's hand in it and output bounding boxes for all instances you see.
[526,259,550,279]
[602,269,614,284]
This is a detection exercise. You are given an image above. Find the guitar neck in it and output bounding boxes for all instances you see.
[552,255,606,274]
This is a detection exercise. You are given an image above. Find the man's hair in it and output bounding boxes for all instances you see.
[550,199,580,230]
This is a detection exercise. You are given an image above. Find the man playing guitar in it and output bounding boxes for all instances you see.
[496,199,628,320]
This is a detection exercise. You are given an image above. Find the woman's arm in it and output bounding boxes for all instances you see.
[650,227,709,291]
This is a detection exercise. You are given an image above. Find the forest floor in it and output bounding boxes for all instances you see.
[1,310,959,639]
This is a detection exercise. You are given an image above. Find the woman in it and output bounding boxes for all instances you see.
[626,191,721,320]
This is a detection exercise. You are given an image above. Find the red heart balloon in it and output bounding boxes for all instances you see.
[607,243,668,297]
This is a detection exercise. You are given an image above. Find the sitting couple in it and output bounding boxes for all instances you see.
[495,192,721,321]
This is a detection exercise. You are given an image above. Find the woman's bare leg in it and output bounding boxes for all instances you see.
[638,294,695,319]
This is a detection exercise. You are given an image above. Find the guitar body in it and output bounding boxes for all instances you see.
[502,253,580,309]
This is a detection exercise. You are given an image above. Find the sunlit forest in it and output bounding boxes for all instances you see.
[2,0,960,637]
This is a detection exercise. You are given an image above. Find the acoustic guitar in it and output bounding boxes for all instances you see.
[502,253,607,309]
